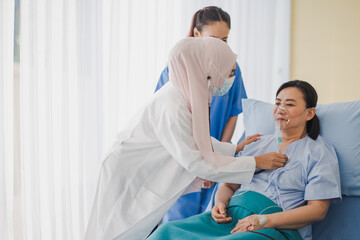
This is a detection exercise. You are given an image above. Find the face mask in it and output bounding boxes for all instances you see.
[212,75,235,96]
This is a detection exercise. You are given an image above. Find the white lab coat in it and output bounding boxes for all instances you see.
[84,83,255,240]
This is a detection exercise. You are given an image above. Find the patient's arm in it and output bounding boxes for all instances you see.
[265,199,330,229]
[211,183,240,223]
[231,199,331,233]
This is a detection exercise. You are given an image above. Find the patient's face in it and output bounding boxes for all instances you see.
[274,87,309,131]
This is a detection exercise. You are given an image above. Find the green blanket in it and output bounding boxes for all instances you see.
[148,191,302,240]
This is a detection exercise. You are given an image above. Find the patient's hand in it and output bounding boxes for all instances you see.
[211,202,232,224]
[236,134,262,154]
[230,215,267,233]
[202,180,215,189]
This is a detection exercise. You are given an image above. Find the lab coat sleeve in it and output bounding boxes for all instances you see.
[149,102,255,184]
[211,137,237,156]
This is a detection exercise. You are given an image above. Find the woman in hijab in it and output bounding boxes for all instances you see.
[155,6,248,222]
[84,37,288,240]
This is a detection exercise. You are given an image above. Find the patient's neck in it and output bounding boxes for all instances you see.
[278,128,306,154]
[281,127,307,144]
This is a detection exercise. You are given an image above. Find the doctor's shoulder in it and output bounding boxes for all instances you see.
[148,84,191,127]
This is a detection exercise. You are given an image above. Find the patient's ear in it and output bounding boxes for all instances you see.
[305,107,316,121]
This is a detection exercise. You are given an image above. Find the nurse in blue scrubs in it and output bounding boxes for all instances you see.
[155,6,248,222]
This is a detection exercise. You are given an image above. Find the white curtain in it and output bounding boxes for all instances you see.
[181,0,291,102]
[20,1,99,239]
[0,0,290,239]
[0,0,15,239]
[227,0,291,102]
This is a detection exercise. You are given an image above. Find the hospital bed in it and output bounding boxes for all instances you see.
[242,99,360,240]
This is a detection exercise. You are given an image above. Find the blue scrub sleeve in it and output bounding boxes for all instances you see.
[230,63,247,117]
[154,66,169,92]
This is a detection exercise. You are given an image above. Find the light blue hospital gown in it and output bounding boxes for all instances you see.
[155,62,247,222]
[237,135,341,240]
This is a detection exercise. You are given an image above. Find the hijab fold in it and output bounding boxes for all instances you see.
[168,37,238,168]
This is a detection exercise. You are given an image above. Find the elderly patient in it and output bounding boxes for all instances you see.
[149,80,341,240]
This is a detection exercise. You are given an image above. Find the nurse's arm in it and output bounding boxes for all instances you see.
[220,116,238,142]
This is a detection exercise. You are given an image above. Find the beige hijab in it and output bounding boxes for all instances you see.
[168,37,237,167]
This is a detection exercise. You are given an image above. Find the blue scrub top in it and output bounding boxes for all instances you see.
[155,62,247,140]
[237,135,341,240]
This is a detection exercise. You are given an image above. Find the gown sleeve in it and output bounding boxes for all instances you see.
[304,137,341,200]
[149,99,255,184]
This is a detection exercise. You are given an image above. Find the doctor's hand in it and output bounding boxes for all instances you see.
[236,134,262,154]
[254,152,288,170]
[211,202,232,224]
[202,180,215,189]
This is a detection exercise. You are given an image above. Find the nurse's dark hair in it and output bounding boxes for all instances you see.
[276,80,320,140]
[188,6,231,37]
